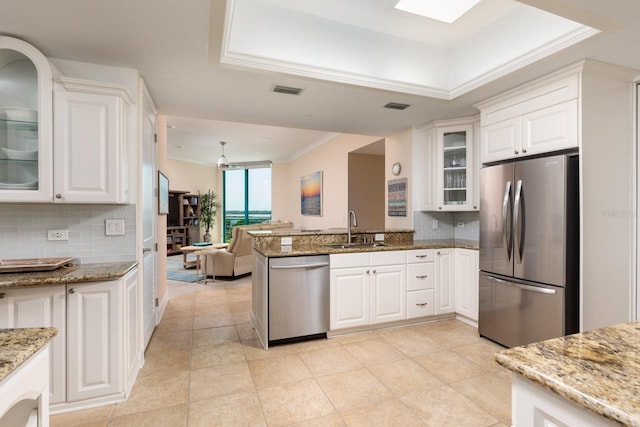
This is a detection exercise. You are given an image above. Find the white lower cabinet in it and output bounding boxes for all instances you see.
[435,249,455,315]
[406,249,435,319]
[0,267,141,411]
[330,251,405,331]
[0,285,66,404]
[454,248,479,322]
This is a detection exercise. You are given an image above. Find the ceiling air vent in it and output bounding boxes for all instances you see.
[272,85,304,95]
[384,102,411,110]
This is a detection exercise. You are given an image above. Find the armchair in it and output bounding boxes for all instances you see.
[201,221,293,279]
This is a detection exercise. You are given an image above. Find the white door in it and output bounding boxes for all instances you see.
[141,81,157,347]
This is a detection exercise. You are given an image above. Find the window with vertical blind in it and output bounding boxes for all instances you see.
[222,167,272,242]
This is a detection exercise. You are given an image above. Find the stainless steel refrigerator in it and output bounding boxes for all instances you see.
[479,153,579,348]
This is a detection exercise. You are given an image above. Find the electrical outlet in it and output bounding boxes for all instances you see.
[48,229,69,241]
[456,221,465,228]
[432,220,439,230]
[281,236,292,245]
[374,233,384,241]
[105,219,125,236]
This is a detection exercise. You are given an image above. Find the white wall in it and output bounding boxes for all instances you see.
[385,128,413,230]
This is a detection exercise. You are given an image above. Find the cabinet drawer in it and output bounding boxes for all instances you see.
[330,252,370,269]
[407,263,435,291]
[370,250,406,266]
[406,249,434,264]
[407,290,435,319]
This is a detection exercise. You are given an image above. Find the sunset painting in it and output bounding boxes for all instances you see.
[301,170,322,216]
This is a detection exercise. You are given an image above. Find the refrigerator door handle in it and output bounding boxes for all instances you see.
[502,180,513,262]
[486,275,557,295]
[514,179,525,264]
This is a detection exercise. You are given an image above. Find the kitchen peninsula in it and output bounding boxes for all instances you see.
[496,321,640,426]
[250,228,479,350]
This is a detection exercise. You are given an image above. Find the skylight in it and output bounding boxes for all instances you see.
[394,0,482,24]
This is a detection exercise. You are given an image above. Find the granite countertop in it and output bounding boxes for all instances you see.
[0,328,58,382]
[249,228,415,237]
[254,239,478,257]
[0,261,138,289]
[495,321,640,426]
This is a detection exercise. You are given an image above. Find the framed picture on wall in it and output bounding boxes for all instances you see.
[158,171,169,214]
[301,170,323,216]
[388,177,407,216]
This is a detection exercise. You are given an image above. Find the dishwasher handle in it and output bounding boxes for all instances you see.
[271,262,329,270]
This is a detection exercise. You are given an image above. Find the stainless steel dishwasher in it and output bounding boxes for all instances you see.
[268,255,329,344]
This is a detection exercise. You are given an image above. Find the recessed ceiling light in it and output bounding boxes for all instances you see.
[394,0,481,23]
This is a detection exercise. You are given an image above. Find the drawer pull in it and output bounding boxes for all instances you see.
[416,302,428,307]
[416,255,427,259]
[416,275,428,279]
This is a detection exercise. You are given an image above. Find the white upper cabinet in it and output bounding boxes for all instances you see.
[0,36,53,202]
[413,116,479,211]
[477,73,579,164]
[54,78,132,203]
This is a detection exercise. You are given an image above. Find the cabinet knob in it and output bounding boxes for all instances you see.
[438,206,442,210]
[522,148,527,153]
[55,194,62,199]
[437,251,441,255]
[514,150,519,155]
[366,270,370,274]
[68,288,75,294]
[372,270,376,274]
[474,205,478,210]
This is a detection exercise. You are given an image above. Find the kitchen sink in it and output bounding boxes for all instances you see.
[323,243,386,249]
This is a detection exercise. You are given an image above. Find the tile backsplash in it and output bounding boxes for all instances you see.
[413,210,479,242]
[0,203,136,264]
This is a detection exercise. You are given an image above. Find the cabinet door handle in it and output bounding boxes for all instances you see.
[522,148,527,153]
[416,275,428,279]
[437,251,441,255]
[366,270,370,274]
[372,270,376,274]
[55,194,62,199]
[68,288,75,294]
[438,206,442,210]
[514,150,519,155]
[416,302,428,307]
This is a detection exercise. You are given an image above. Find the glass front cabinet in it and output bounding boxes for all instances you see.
[413,117,479,212]
[0,36,53,202]
[436,124,474,211]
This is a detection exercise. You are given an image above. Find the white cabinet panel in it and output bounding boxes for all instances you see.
[330,267,370,330]
[54,78,131,203]
[66,280,123,402]
[123,269,141,395]
[0,286,66,404]
[370,265,406,324]
[454,249,479,322]
[406,249,434,264]
[523,100,578,157]
[435,249,455,314]
[482,117,521,164]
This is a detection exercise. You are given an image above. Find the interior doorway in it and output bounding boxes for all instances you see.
[348,139,385,229]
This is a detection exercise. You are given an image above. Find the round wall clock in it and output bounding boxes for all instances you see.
[391,162,401,176]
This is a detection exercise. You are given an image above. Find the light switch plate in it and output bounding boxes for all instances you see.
[432,220,439,230]
[106,219,125,236]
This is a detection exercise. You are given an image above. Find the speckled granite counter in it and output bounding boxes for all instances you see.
[0,327,58,382]
[0,261,137,289]
[495,321,640,426]
[253,234,478,257]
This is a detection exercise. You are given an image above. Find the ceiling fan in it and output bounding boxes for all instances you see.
[216,141,272,170]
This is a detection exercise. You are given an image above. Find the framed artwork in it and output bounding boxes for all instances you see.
[301,170,323,216]
[158,171,169,214]
[388,178,407,217]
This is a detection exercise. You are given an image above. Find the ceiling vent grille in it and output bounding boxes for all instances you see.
[384,102,410,110]
[272,85,304,95]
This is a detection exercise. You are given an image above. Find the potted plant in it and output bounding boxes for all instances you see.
[198,190,220,242]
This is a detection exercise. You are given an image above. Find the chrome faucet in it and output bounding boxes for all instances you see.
[348,210,358,244]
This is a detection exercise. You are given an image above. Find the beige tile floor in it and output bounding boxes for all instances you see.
[51,275,512,427]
